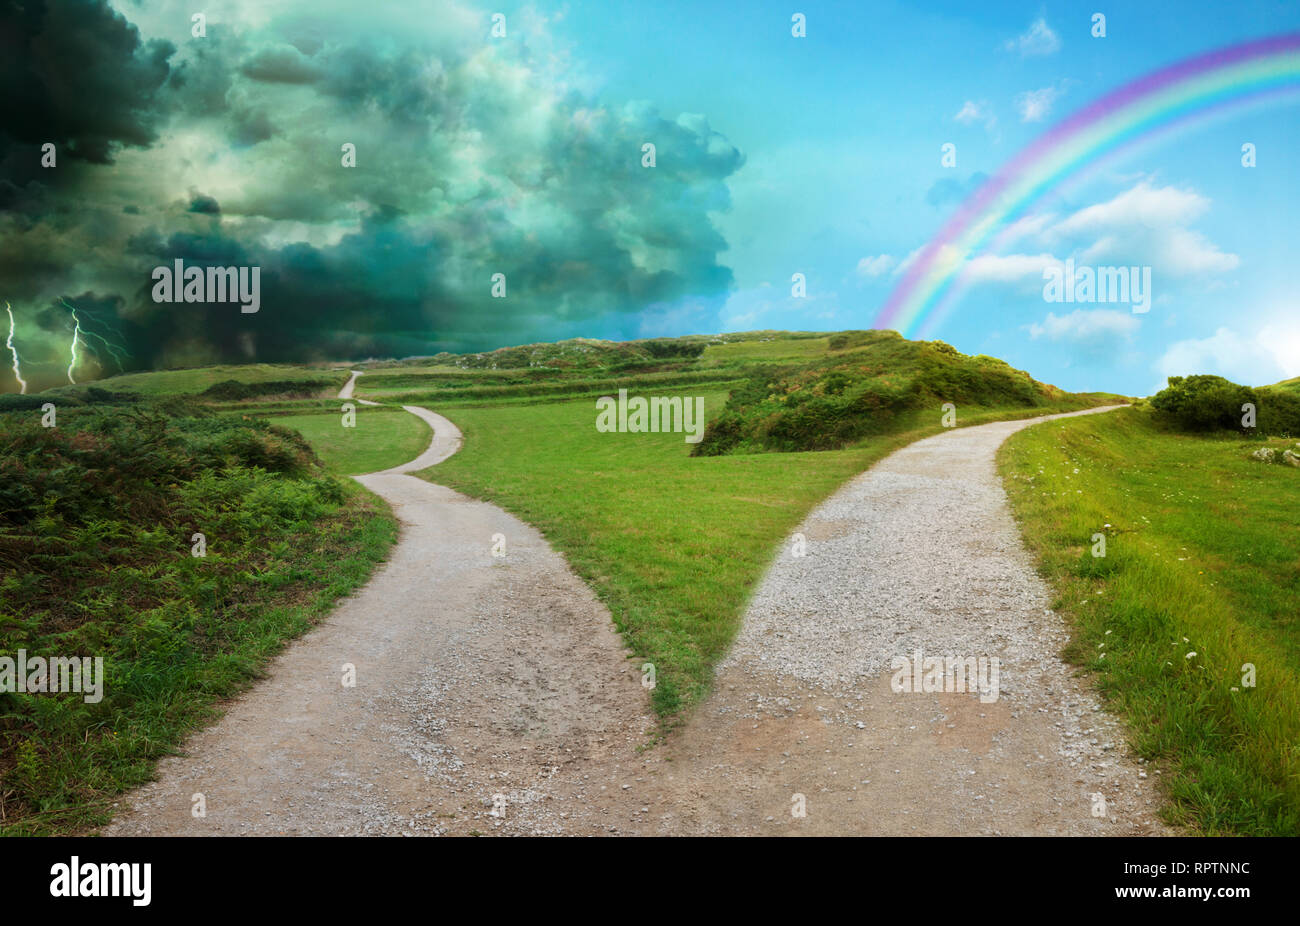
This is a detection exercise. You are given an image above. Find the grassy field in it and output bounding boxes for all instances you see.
[421,386,1118,718]
[275,406,431,475]
[698,336,831,364]
[76,364,351,397]
[999,406,1300,835]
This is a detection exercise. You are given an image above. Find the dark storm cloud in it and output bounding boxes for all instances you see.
[0,0,174,164]
[188,193,220,214]
[240,44,324,85]
[229,105,277,146]
[29,290,136,366]
[165,28,241,117]
[0,0,745,382]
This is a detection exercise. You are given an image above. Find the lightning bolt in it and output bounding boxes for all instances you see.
[60,299,131,374]
[5,302,26,394]
[66,304,83,384]
[77,320,130,372]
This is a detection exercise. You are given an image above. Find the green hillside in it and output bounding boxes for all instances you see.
[695,330,1121,455]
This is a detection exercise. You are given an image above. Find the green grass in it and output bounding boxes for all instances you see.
[699,336,831,364]
[76,364,351,397]
[998,406,1300,835]
[366,371,744,406]
[274,407,432,475]
[1269,376,1300,397]
[420,388,1120,720]
[0,405,398,835]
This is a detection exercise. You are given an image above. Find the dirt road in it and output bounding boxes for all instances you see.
[636,406,1165,834]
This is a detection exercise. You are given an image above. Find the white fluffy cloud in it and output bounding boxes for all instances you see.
[1028,308,1140,342]
[1055,182,1209,233]
[965,252,1060,285]
[1080,227,1239,275]
[1156,323,1300,388]
[1004,18,1060,57]
[1017,86,1060,123]
[856,254,896,277]
[990,181,1241,280]
[955,100,995,129]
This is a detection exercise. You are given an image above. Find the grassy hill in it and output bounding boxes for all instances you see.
[1266,375,1300,404]
[67,363,351,398]
[694,330,1118,454]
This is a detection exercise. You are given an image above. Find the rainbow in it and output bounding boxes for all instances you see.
[874,33,1300,339]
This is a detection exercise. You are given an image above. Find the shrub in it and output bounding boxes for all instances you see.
[200,379,333,401]
[0,401,360,832]
[639,339,706,360]
[1151,375,1259,433]
[1256,387,1300,438]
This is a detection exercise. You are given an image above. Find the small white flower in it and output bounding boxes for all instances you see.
[1185,651,1197,659]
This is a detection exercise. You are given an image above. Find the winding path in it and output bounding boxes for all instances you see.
[105,376,654,835]
[105,392,1165,836]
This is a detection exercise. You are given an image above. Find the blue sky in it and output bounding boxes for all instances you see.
[4,1,1298,395]
[554,0,1300,394]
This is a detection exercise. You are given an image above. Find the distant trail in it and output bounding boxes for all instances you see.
[105,377,653,835]
[338,369,376,405]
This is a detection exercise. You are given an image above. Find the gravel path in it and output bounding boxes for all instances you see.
[338,369,363,400]
[637,405,1167,835]
[104,388,656,836]
[103,399,1166,836]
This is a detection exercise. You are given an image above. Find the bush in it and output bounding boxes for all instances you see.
[1256,387,1300,438]
[200,379,333,401]
[0,394,75,412]
[1151,375,1259,433]
[639,339,706,360]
